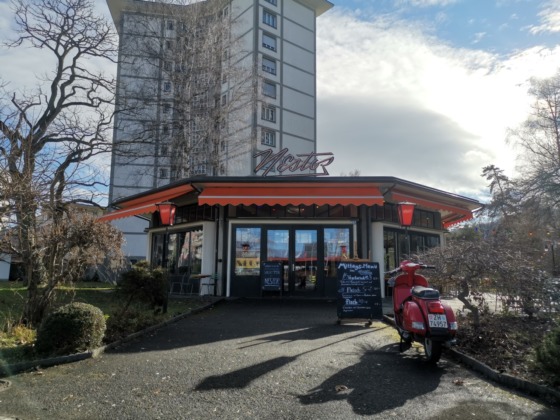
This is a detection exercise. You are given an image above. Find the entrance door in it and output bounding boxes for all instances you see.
[292,229,319,295]
[266,228,321,296]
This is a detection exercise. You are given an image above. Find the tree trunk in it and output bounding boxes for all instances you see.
[457,277,480,328]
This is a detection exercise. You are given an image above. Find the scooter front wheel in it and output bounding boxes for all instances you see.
[424,338,442,363]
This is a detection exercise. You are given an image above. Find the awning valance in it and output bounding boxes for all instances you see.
[198,185,384,206]
[98,184,196,222]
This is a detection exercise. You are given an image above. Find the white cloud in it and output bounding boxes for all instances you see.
[316,11,560,197]
[529,0,560,34]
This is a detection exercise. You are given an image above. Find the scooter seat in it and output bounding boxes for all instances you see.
[411,286,440,299]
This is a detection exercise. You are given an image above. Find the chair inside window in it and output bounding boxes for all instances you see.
[170,267,196,295]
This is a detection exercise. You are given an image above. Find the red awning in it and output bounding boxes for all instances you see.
[198,184,384,206]
[98,184,196,222]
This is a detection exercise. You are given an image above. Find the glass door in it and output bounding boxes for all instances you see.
[265,227,320,296]
[266,229,290,293]
[260,225,353,297]
[292,229,319,295]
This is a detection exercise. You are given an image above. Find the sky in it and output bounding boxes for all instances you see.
[316,0,560,199]
[1,0,560,202]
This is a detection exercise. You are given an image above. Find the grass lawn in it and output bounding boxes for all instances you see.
[0,281,215,365]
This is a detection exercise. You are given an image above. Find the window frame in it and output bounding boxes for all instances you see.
[261,104,276,122]
[262,33,277,51]
[263,10,277,28]
[262,56,276,75]
[261,129,276,147]
[262,80,276,99]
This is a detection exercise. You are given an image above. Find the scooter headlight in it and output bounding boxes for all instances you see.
[449,322,458,331]
[412,321,425,330]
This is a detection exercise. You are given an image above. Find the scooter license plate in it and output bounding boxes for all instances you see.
[428,314,448,328]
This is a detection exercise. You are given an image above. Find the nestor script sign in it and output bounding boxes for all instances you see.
[254,148,335,177]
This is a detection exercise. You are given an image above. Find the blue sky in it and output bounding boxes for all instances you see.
[332,0,559,54]
[1,0,559,201]
[316,0,560,198]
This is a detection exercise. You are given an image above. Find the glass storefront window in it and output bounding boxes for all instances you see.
[324,227,351,280]
[235,227,261,275]
[151,227,203,275]
[178,229,203,276]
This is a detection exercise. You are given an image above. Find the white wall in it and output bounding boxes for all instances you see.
[282,110,314,139]
[283,87,314,116]
[0,254,11,281]
[284,0,314,28]
[111,217,150,259]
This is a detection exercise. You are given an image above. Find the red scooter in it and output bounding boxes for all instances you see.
[387,260,458,363]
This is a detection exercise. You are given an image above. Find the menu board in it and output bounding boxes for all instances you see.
[261,261,283,292]
[337,261,382,320]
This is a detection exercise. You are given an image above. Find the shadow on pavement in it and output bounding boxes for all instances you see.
[107,299,377,355]
[195,355,298,390]
[297,342,445,416]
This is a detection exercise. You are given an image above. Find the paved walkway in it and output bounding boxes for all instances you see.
[1,299,558,420]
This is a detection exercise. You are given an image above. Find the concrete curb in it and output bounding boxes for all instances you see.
[382,314,560,406]
[0,298,224,378]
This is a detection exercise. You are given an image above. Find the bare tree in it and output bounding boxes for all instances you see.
[421,230,548,327]
[508,70,560,211]
[0,0,123,325]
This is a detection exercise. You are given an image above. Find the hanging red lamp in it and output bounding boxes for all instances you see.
[156,201,177,226]
[397,202,416,227]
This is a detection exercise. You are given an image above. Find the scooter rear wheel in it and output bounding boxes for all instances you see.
[424,338,442,363]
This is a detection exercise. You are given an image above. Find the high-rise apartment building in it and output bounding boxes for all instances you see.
[106,0,333,203]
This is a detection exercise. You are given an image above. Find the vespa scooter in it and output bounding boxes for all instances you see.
[387,260,458,363]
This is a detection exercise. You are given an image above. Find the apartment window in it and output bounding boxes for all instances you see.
[163,61,172,72]
[163,103,171,114]
[193,164,207,175]
[263,81,276,98]
[263,10,277,28]
[261,105,276,122]
[222,6,229,17]
[262,57,276,75]
[221,94,227,106]
[165,40,173,50]
[159,168,169,179]
[160,144,168,156]
[265,0,277,5]
[167,20,174,30]
[162,124,169,135]
[163,81,172,92]
[262,33,277,51]
[262,130,276,147]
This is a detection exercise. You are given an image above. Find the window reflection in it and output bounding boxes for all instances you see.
[235,227,261,275]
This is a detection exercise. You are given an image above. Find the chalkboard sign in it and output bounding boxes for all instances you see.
[337,261,382,321]
[261,261,283,293]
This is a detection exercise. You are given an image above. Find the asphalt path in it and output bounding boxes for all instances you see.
[1,299,559,420]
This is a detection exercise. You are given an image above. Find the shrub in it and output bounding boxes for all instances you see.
[116,261,167,313]
[35,302,106,356]
[104,309,162,344]
[535,326,560,384]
